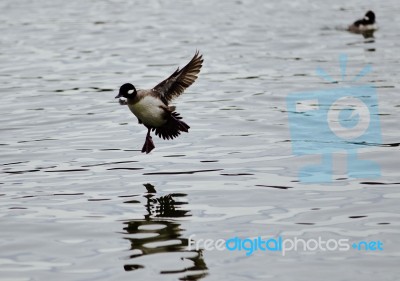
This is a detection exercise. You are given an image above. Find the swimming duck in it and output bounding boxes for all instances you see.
[115,51,203,154]
[348,10,377,36]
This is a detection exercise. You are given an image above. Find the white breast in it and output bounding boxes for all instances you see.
[128,95,166,127]
[360,23,378,31]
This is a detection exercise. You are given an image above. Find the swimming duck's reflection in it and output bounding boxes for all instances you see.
[122,184,208,280]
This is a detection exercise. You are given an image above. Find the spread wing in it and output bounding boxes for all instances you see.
[153,51,203,103]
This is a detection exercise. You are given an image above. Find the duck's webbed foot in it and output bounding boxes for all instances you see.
[141,133,155,154]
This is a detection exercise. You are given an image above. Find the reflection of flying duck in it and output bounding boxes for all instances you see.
[347,11,377,37]
[122,184,208,279]
[142,183,190,218]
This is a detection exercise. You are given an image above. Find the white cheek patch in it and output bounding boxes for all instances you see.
[128,89,134,95]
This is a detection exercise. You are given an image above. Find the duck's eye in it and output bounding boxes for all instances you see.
[128,89,134,95]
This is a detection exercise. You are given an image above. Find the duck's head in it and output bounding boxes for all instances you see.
[364,11,375,24]
[115,83,137,99]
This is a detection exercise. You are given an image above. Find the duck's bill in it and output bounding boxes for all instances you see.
[115,94,121,99]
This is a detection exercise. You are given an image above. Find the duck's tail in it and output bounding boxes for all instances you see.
[153,112,190,140]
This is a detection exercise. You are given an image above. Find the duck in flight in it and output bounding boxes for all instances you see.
[115,51,203,154]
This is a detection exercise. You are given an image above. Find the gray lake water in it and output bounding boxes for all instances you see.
[1,0,400,280]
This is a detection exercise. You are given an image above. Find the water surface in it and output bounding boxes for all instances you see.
[1,0,400,280]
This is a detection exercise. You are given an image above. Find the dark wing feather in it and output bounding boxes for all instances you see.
[353,19,363,27]
[153,51,203,103]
